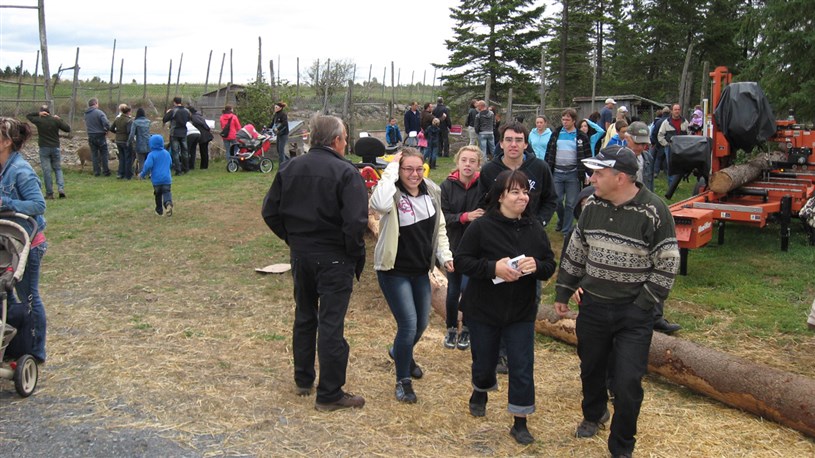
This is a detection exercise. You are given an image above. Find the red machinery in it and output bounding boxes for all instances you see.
[669,66,815,274]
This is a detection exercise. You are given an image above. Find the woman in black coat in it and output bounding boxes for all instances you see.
[454,168,556,445]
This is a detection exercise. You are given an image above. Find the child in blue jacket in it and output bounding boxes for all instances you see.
[139,134,174,216]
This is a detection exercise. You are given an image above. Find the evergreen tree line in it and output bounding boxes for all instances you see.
[437,0,814,122]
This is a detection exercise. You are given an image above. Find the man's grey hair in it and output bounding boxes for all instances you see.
[309,115,345,148]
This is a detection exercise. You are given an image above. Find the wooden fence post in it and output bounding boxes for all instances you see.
[33,50,40,102]
[143,47,148,103]
[164,59,172,113]
[174,53,183,98]
[109,39,116,108]
[37,0,53,110]
[217,53,225,109]
[69,47,80,127]
[204,50,212,95]
[15,59,23,116]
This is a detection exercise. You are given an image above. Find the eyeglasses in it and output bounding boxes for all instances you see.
[400,167,424,175]
[503,137,526,144]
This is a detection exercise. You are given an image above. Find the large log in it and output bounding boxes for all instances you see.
[709,151,786,193]
[533,305,815,439]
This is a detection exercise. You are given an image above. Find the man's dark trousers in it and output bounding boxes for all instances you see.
[291,251,355,404]
[576,294,654,456]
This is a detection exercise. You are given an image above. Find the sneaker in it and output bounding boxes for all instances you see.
[654,318,681,334]
[395,379,417,403]
[58,191,66,199]
[45,193,54,200]
[295,385,313,396]
[444,327,457,349]
[155,210,163,216]
[496,355,508,374]
[388,347,423,379]
[576,409,610,438]
[165,202,173,217]
[457,327,470,350]
[314,392,365,412]
[510,425,535,445]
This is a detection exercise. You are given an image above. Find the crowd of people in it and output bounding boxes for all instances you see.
[8,94,812,457]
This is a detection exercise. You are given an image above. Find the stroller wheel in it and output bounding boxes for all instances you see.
[260,158,274,174]
[13,354,38,397]
[226,159,239,173]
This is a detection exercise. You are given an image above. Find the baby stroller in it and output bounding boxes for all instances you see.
[226,124,275,174]
[0,212,39,397]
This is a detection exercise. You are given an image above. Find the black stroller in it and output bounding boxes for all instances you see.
[0,212,39,397]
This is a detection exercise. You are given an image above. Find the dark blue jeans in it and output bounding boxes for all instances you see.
[553,169,581,234]
[377,271,431,381]
[38,146,64,195]
[445,271,469,329]
[576,294,654,456]
[116,141,134,179]
[276,134,289,165]
[291,252,355,404]
[13,241,47,362]
[153,184,172,214]
[88,133,110,176]
[468,319,536,415]
[169,136,188,173]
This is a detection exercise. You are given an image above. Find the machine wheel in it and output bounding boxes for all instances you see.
[14,354,38,397]
[226,159,239,173]
[259,158,274,174]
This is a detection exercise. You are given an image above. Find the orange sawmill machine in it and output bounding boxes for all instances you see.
[667,66,815,274]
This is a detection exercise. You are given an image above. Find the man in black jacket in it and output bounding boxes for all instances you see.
[162,96,191,175]
[261,115,368,412]
[432,97,452,157]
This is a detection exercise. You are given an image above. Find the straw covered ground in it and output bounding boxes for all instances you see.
[0,167,814,457]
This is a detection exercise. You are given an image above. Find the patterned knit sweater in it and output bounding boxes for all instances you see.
[555,184,679,310]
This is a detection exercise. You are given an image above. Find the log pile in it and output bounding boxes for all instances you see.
[708,151,786,193]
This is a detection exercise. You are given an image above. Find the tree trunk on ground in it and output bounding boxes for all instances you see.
[709,151,786,193]
[532,305,815,439]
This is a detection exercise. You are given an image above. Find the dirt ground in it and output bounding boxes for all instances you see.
[1,138,814,456]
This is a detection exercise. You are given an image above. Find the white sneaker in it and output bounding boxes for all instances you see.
[165,202,173,217]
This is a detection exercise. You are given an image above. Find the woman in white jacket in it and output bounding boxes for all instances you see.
[370,147,454,403]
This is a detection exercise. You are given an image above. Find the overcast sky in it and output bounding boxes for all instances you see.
[0,0,474,86]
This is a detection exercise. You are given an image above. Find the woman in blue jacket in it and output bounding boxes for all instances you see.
[0,117,48,363]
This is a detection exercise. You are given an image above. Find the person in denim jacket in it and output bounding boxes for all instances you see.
[0,117,48,363]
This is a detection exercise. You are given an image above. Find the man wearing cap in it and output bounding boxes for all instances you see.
[554,145,679,458]
[27,104,71,199]
[600,98,616,130]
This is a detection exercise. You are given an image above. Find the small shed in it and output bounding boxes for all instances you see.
[572,95,670,123]
[197,84,246,119]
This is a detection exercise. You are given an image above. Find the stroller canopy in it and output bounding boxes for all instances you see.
[0,219,30,291]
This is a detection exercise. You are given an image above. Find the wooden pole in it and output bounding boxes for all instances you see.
[32,49,39,101]
[257,36,262,82]
[422,70,426,101]
[296,57,300,100]
[507,87,513,122]
[229,49,234,86]
[174,53,183,98]
[15,59,23,116]
[322,59,331,114]
[431,68,437,99]
[109,39,116,108]
[204,50,212,95]
[270,60,276,100]
[142,46,148,103]
[117,58,123,107]
[390,61,395,120]
[217,53,225,108]
[410,70,414,99]
[164,59,172,113]
[382,67,386,99]
[69,47,80,127]
[37,0,52,111]
[347,80,354,152]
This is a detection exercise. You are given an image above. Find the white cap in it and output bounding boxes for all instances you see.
[605,98,616,105]
[618,106,628,113]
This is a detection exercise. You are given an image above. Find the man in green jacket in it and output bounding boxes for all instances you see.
[27,105,71,198]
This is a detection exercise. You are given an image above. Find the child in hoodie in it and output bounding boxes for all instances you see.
[140,134,174,216]
[439,145,484,351]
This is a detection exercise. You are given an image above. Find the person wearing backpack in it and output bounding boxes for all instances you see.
[220,105,241,159]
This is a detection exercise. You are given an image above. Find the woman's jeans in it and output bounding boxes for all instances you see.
[554,169,581,234]
[14,241,47,362]
[377,271,431,381]
[468,319,536,415]
[445,271,468,329]
[116,141,133,179]
[38,147,64,195]
[276,134,289,165]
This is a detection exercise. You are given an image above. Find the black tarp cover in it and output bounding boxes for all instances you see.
[713,82,776,152]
